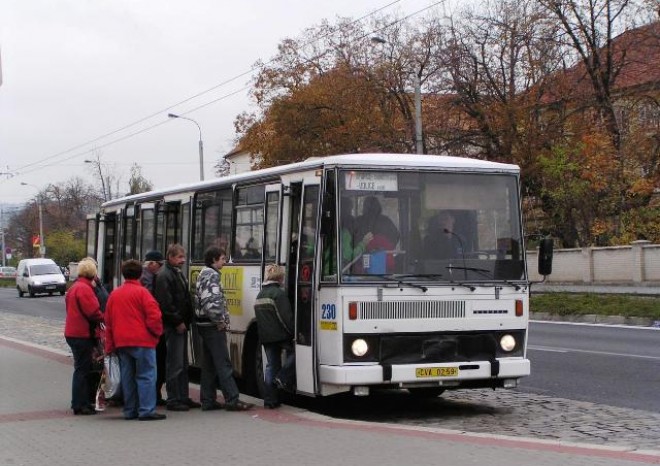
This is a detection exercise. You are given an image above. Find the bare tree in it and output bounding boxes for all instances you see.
[127,163,153,195]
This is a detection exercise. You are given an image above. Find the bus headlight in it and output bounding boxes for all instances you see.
[351,338,369,357]
[500,334,516,352]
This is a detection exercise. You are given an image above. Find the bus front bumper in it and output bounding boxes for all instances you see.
[319,358,530,388]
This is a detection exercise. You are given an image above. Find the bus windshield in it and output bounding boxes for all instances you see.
[336,169,524,282]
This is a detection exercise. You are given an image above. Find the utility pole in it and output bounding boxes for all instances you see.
[1,206,6,267]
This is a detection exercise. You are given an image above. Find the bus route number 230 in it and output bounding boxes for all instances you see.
[321,303,337,320]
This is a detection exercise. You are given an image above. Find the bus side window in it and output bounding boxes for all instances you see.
[234,185,265,262]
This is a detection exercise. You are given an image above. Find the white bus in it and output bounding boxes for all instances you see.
[86,153,552,398]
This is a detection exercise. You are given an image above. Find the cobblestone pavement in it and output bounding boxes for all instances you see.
[3,310,660,453]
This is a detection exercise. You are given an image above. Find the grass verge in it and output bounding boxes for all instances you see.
[531,292,660,319]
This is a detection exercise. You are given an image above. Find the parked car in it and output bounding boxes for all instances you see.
[16,258,67,297]
[0,266,17,278]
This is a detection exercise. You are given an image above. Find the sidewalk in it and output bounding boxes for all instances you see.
[1,336,660,466]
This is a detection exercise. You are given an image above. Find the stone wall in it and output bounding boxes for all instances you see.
[527,240,660,284]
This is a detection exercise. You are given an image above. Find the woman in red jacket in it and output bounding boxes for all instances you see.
[104,260,164,421]
[64,259,104,415]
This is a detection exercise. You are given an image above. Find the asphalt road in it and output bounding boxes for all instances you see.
[0,285,66,320]
[523,321,660,412]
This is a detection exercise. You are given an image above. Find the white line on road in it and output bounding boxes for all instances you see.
[528,345,660,360]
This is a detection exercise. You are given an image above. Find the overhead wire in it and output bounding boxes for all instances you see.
[8,0,445,178]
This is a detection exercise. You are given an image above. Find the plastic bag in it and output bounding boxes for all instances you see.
[103,354,122,399]
[95,374,106,412]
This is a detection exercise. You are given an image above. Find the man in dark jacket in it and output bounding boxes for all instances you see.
[140,250,167,406]
[254,264,295,409]
[153,244,200,412]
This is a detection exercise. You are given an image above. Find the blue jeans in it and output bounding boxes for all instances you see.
[66,337,96,410]
[165,326,190,404]
[117,347,157,418]
[197,325,239,407]
[263,341,295,405]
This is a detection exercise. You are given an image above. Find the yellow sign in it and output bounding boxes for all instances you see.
[221,266,243,316]
[320,320,337,331]
[189,265,243,316]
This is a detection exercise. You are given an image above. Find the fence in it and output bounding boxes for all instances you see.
[527,240,660,285]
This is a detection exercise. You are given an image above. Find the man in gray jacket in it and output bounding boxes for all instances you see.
[254,264,295,409]
[194,246,253,411]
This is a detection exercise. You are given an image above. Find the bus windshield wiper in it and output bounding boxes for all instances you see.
[446,265,492,279]
[380,274,429,292]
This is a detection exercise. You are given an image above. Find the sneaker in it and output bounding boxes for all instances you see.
[138,413,167,421]
[184,398,201,409]
[225,400,254,411]
[166,402,189,412]
[201,401,225,411]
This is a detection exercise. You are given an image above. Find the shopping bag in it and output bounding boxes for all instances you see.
[95,374,106,412]
[103,354,122,399]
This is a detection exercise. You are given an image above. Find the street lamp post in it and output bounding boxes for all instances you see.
[168,113,204,181]
[371,36,424,154]
[20,182,45,258]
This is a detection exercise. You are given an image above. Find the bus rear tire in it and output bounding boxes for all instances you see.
[407,387,445,398]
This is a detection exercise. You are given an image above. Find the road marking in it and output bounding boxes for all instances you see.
[531,320,660,331]
[529,345,660,360]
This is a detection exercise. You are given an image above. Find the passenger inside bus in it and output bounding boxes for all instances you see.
[423,210,464,259]
[243,237,260,259]
[354,196,399,273]
[338,198,374,273]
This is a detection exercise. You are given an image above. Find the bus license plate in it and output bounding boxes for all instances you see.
[415,367,459,378]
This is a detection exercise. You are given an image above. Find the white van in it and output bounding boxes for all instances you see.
[16,258,67,297]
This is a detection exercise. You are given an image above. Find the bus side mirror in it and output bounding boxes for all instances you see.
[538,238,553,276]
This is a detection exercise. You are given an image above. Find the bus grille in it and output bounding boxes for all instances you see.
[359,301,466,320]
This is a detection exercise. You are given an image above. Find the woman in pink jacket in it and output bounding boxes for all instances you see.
[104,259,164,421]
[64,259,104,415]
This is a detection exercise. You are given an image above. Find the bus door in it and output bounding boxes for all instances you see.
[101,211,117,290]
[294,183,321,395]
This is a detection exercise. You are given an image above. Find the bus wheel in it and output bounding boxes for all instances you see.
[408,387,445,398]
[242,328,266,399]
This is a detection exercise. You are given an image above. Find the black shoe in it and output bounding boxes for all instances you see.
[156,398,167,406]
[124,415,138,420]
[73,407,97,415]
[184,398,201,409]
[138,413,167,421]
[264,402,281,409]
[225,400,255,411]
[166,402,189,412]
[201,401,225,411]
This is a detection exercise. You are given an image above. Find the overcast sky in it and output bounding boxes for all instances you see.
[0,0,441,206]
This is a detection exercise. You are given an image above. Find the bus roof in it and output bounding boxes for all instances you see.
[101,153,519,208]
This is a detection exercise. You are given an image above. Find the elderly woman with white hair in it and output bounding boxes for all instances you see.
[64,258,104,415]
[254,264,295,409]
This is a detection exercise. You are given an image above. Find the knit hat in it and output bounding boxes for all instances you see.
[144,250,164,262]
